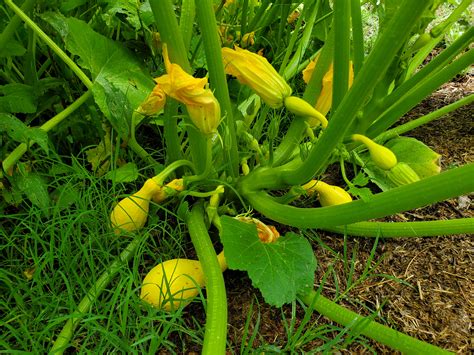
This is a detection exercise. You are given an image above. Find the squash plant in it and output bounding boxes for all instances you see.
[1,0,473,353]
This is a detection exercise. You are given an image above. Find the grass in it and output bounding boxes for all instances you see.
[1,150,404,353]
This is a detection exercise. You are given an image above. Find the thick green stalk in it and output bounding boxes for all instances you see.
[279,1,430,186]
[300,291,449,354]
[187,204,227,354]
[49,235,145,354]
[2,91,92,173]
[179,0,195,51]
[279,2,306,76]
[361,27,473,132]
[242,163,474,228]
[149,0,190,72]
[282,0,320,80]
[376,93,474,142]
[0,0,35,52]
[185,137,213,183]
[4,0,92,89]
[324,218,474,237]
[367,48,474,137]
[350,0,364,76]
[332,0,350,111]
[195,0,239,177]
[163,100,183,164]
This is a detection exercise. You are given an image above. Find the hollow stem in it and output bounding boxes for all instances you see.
[324,218,474,237]
[242,163,474,228]
[300,291,450,354]
[187,203,227,354]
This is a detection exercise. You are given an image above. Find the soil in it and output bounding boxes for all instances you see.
[180,75,473,353]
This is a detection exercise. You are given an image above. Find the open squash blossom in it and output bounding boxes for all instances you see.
[110,178,162,235]
[235,216,280,243]
[140,251,227,311]
[222,46,292,108]
[138,44,220,134]
[352,134,398,170]
[302,180,352,207]
[302,53,354,116]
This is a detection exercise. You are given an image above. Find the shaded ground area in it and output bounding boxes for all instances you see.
[191,76,473,353]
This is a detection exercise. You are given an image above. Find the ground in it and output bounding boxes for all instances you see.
[181,75,473,353]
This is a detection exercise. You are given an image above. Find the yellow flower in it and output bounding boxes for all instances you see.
[222,46,292,108]
[241,32,255,47]
[138,45,221,135]
[137,85,166,116]
[302,53,354,116]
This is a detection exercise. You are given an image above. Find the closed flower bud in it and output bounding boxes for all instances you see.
[302,180,352,207]
[222,46,292,108]
[140,251,227,311]
[387,162,420,186]
[352,134,398,170]
[152,178,185,203]
[110,179,162,234]
[284,96,328,128]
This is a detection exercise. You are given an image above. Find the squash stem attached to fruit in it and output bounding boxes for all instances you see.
[300,290,450,354]
[187,203,227,354]
[49,234,146,354]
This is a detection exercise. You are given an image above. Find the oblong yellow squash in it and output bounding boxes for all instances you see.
[140,251,227,311]
[302,180,352,207]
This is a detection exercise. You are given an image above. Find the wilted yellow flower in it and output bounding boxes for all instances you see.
[139,45,221,134]
[302,53,354,116]
[222,46,292,108]
[241,32,255,47]
[235,216,280,243]
[137,85,166,115]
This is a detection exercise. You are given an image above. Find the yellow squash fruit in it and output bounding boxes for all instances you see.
[302,180,352,207]
[140,251,227,311]
[352,134,398,170]
[110,179,162,234]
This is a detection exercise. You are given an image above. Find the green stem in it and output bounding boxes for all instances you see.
[242,163,474,228]
[152,159,195,185]
[187,203,227,354]
[179,0,195,51]
[300,291,450,354]
[4,0,92,89]
[279,1,430,186]
[195,0,239,177]
[361,27,473,133]
[185,137,213,183]
[324,218,474,237]
[366,48,474,137]
[350,0,364,76]
[240,0,249,37]
[49,235,145,354]
[163,100,183,164]
[2,91,92,173]
[376,93,474,142]
[149,0,190,72]
[332,0,350,111]
[0,0,35,52]
[279,2,306,76]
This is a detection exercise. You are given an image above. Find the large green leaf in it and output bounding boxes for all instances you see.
[0,114,49,153]
[220,216,316,307]
[0,83,36,114]
[42,14,154,137]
